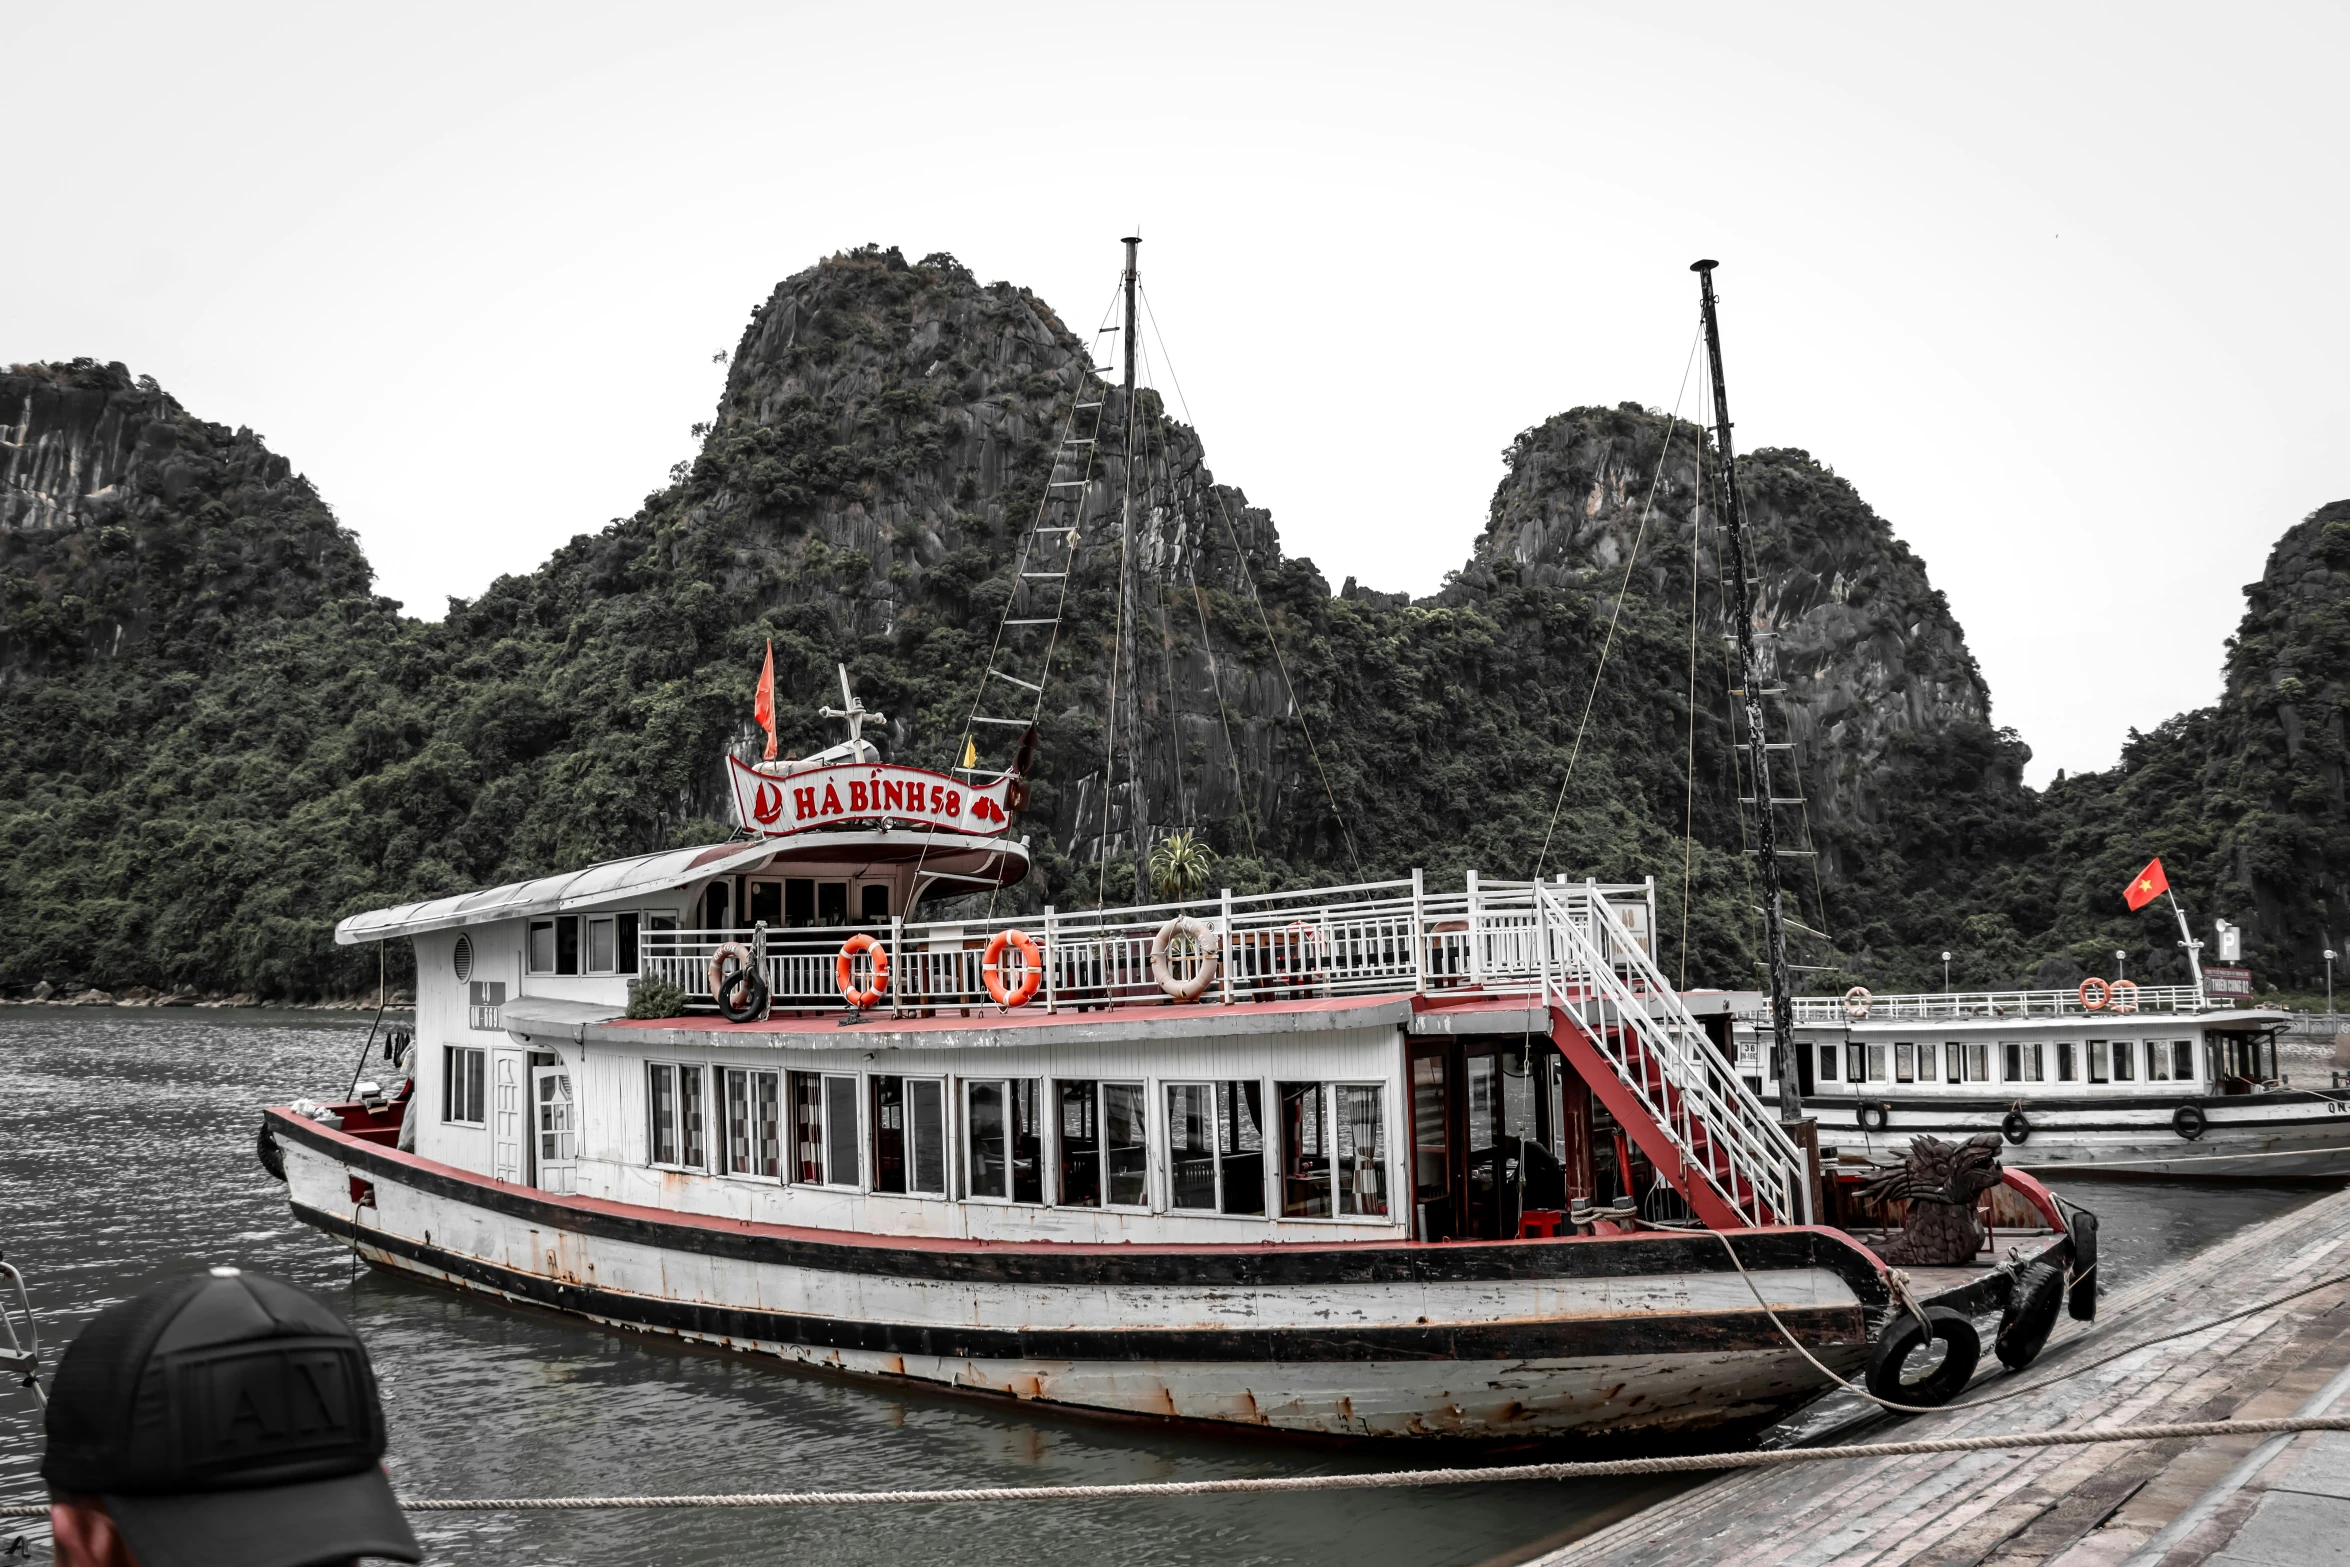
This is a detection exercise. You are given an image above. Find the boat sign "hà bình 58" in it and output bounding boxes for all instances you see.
[726,755,1017,837]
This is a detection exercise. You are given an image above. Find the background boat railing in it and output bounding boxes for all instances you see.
[1778,984,2211,1025]
[635,872,1668,1013]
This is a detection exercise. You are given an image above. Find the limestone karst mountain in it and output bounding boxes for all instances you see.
[1,245,2336,999]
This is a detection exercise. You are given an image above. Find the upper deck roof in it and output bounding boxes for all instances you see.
[334,839,784,945]
[334,828,1034,945]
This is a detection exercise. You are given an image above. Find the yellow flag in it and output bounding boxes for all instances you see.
[961,735,977,769]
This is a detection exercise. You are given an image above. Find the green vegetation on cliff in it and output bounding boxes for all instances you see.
[4,249,2344,1001]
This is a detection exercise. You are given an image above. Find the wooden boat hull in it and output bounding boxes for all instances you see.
[272,1110,1887,1441]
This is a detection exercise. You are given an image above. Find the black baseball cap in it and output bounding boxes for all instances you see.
[41,1267,420,1567]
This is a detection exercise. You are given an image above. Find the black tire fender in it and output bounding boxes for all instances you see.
[1996,1257,2065,1370]
[714,958,770,1025]
[2065,1205,2100,1322]
[256,1118,287,1182]
[1858,1101,1891,1133]
[1865,1305,1983,1408]
[2173,1102,2208,1141]
[2001,1109,2032,1144]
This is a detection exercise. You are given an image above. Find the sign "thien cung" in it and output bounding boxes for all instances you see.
[725,756,1015,839]
[2204,965,2254,1000]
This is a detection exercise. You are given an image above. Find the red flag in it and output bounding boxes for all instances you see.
[753,641,778,760]
[2123,857,2168,912]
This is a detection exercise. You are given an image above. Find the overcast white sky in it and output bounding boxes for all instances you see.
[9,3,2345,785]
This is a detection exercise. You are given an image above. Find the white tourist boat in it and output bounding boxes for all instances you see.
[263,254,2081,1440]
[1733,985,2344,1179]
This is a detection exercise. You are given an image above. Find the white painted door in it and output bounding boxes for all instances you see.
[491,1051,525,1183]
[533,1066,578,1195]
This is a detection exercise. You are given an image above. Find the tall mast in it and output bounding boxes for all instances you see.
[1693,259,1800,1121]
[1120,235,1150,904]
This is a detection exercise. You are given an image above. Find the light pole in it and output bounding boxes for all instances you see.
[1941,951,1952,993]
[2115,949,2128,983]
[2327,950,2337,1017]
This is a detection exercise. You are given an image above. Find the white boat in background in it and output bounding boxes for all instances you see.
[1735,984,2348,1179]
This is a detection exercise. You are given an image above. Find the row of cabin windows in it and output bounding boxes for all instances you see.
[525,912,677,977]
[644,1063,1388,1219]
[706,879,892,931]
[1818,1038,2199,1087]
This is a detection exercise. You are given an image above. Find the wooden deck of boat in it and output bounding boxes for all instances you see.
[1528,1182,2350,1567]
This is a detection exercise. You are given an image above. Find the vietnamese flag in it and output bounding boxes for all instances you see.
[753,640,778,760]
[2123,857,2169,912]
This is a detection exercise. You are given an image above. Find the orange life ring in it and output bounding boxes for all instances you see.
[983,929,1043,1009]
[2109,978,2140,1014]
[2079,976,2111,1011]
[835,933,889,1009]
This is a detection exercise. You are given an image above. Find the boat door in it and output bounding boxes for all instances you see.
[490,1050,527,1183]
[1410,1043,1463,1241]
[532,1063,578,1195]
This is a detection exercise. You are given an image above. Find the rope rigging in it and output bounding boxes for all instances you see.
[1139,283,1359,872]
[1532,326,1703,880]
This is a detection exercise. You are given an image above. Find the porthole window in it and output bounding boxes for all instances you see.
[453,933,473,981]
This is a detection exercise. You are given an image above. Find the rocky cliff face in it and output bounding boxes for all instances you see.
[1,360,369,679]
[1454,405,1998,857]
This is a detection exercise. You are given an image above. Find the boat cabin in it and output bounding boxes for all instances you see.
[340,847,1745,1247]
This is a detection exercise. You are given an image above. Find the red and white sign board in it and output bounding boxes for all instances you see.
[726,756,1014,839]
[2204,965,2254,1000]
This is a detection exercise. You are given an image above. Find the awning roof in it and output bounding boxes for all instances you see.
[334,839,782,946]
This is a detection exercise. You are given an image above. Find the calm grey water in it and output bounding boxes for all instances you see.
[0,1012,2334,1565]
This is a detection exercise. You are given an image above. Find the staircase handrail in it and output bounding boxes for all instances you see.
[1535,882,1805,1225]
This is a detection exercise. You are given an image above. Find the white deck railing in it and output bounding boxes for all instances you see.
[638,872,1655,1014]
[1783,984,2209,1025]
[636,870,1801,1227]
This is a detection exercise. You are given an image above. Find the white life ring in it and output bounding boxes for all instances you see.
[1843,985,1873,1021]
[1150,916,1223,1003]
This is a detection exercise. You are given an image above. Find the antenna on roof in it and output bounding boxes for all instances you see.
[819,664,884,747]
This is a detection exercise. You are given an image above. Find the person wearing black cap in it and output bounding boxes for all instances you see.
[41,1266,420,1567]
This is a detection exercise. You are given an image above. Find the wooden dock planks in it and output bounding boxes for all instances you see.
[1530,1184,2350,1567]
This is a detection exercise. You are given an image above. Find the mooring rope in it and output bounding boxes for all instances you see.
[8,1415,2342,1517]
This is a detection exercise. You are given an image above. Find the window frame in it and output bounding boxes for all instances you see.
[1271,1079,1393,1224]
[788,1070,864,1189]
[646,1060,709,1172]
[960,1077,1044,1205]
[531,910,646,976]
[443,1044,487,1126]
[870,1074,950,1199]
[720,1066,782,1181]
[1164,1078,1271,1218]
[1051,1078,1151,1211]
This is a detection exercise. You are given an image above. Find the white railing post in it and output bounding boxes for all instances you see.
[1043,905,1058,1013]
[889,914,904,1017]
[1535,884,1551,1010]
[1219,887,1235,1005]
[1410,868,1428,994]
[1466,869,1484,988]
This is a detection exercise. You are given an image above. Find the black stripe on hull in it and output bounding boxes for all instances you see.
[296,1203,1868,1364]
[272,1112,1893,1304]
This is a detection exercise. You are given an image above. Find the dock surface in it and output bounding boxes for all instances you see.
[1533,1182,2350,1567]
